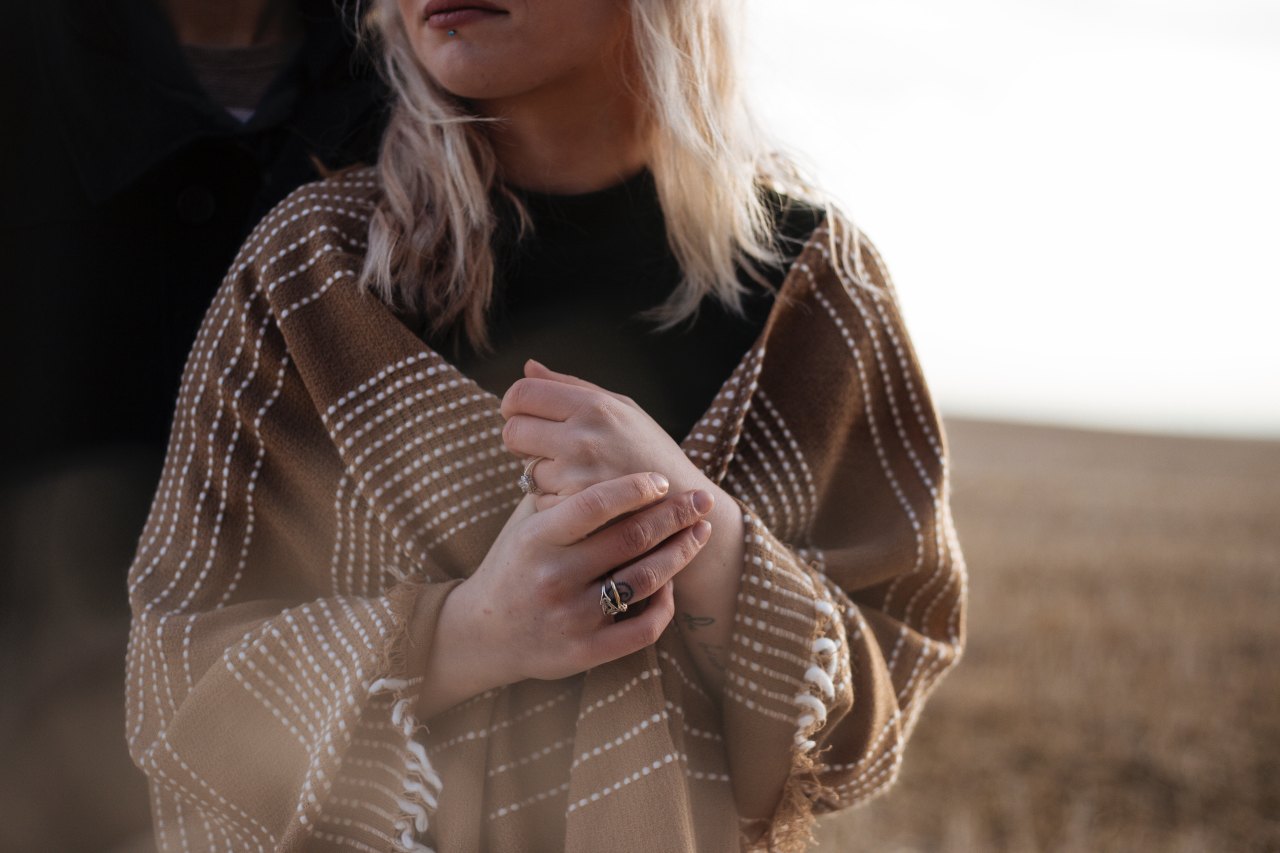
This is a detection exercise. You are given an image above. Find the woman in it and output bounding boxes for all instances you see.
[124,0,968,850]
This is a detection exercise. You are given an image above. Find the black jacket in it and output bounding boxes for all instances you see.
[1,0,390,480]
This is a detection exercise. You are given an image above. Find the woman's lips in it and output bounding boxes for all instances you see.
[425,7,506,29]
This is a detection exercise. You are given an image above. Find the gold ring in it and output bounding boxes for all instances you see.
[600,576,628,616]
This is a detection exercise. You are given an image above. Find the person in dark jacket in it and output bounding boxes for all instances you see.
[0,2,389,847]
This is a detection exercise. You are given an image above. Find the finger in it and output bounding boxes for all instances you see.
[501,412,565,461]
[504,491,541,526]
[586,580,676,664]
[520,457,566,506]
[596,520,711,609]
[523,359,633,406]
[534,492,569,512]
[533,472,671,546]
[534,489,643,517]
[500,376,598,422]
[562,489,713,582]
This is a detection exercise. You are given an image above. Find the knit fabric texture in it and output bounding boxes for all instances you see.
[124,166,968,852]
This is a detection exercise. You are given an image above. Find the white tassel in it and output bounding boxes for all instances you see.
[370,677,411,694]
[804,665,835,700]
[795,692,827,725]
[406,741,444,789]
[367,676,443,853]
[397,798,430,833]
[404,778,439,809]
[792,592,844,755]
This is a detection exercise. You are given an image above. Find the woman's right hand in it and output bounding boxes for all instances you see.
[414,472,713,719]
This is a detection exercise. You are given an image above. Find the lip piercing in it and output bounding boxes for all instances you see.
[447,28,457,36]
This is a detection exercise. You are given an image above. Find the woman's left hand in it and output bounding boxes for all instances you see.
[498,358,714,514]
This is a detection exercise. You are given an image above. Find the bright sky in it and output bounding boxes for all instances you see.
[745,0,1280,439]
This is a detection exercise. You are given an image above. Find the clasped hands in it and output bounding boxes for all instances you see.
[500,358,716,521]
[424,357,737,697]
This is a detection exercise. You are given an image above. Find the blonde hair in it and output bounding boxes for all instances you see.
[357,0,825,354]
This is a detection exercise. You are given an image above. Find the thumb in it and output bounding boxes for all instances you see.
[534,492,569,512]
[508,491,540,524]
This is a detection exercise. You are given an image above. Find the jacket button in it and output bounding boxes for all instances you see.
[176,186,217,225]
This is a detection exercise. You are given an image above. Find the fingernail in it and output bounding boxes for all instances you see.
[649,473,670,492]
[526,358,545,370]
[692,489,714,514]
[692,520,712,545]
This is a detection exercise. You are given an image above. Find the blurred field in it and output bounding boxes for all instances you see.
[816,417,1280,852]
[2,418,1278,851]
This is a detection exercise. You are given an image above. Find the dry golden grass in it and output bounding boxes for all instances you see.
[815,418,1280,852]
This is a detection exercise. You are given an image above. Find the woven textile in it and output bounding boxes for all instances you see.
[124,167,967,852]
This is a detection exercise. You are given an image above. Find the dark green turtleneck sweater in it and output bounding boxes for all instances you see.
[426,169,823,443]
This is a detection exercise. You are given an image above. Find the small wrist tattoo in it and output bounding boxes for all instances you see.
[681,613,716,631]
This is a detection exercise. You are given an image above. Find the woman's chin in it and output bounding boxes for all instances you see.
[426,63,520,103]
[431,75,547,107]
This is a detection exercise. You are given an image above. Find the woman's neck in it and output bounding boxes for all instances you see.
[475,52,650,195]
[153,0,302,47]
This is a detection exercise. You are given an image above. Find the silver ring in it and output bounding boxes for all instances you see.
[599,576,628,616]
[519,456,547,495]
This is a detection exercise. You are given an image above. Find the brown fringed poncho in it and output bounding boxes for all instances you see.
[124,167,967,852]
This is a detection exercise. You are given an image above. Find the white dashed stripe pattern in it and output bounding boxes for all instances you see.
[124,168,966,853]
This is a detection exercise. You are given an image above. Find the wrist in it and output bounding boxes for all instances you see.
[672,483,741,583]
[414,577,514,721]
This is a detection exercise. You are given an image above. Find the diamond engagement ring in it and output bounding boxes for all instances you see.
[518,456,547,495]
